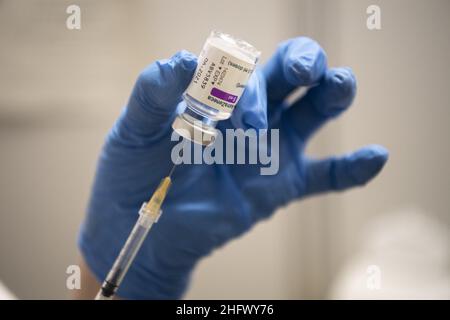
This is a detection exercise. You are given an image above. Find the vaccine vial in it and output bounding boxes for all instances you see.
[172,31,261,145]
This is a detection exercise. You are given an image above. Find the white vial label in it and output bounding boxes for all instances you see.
[185,38,256,113]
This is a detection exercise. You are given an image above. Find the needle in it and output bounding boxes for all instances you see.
[168,149,183,178]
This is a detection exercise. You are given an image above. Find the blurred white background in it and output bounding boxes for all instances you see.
[0,0,448,299]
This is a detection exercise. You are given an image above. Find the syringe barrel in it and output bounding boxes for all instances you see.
[97,207,156,299]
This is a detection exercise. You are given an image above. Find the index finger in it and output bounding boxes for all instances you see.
[263,37,327,105]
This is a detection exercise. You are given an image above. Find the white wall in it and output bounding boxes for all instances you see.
[324,0,450,267]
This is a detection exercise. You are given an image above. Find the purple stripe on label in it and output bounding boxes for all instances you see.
[210,87,238,104]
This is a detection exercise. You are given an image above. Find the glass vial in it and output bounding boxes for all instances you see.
[172,31,261,145]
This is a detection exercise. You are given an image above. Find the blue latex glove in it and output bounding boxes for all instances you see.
[79,37,388,299]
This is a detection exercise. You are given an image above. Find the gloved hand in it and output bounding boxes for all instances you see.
[79,37,388,299]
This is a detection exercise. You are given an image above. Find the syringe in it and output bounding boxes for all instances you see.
[95,165,176,300]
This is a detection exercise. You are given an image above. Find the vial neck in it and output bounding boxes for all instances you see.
[183,105,218,128]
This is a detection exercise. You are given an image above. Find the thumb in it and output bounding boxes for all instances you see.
[117,50,197,142]
[303,145,389,196]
